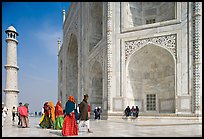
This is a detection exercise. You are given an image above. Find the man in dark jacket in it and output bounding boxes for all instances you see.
[79,94,92,133]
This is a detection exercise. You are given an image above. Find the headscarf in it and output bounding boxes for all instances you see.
[55,100,64,117]
[44,102,49,109]
[68,95,76,103]
[43,102,51,116]
[49,101,55,122]
[65,96,76,115]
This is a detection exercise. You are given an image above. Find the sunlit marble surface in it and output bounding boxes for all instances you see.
[2,116,202,137]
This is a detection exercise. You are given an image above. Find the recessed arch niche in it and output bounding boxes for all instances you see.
[66,34,78,102]
[89,61,103,110]
[126,44,175,113]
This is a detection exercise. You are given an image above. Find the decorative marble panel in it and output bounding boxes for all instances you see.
[113,98,123,111]
[180,98,190,110]
[125,34,177,61]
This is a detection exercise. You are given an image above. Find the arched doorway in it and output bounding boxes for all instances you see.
[127,44,175,113]
[89,61,103,111]
[66,34,78,103]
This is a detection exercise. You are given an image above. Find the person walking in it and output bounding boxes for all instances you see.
[135,105,139,118]
[79,94,93,133]
[62,95,78,136]
[12,106,16,125]
[54,100,64,130]
[39,102,52,129]
[17,102,23,126]
[18,103,29,128]
[2,103,7,127]
[49,101,55,128]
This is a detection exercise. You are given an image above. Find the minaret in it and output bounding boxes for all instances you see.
[4,25,19,125]
[62,9,66,24]
[57,37,61,55]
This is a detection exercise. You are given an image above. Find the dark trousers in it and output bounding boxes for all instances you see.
[18,116,21,125]
[12,113,15,121]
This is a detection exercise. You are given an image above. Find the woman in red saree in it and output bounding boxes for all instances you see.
[54,100,64,130]
[62,96,78,136]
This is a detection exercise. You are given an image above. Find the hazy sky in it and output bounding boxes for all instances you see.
[2,2,70,113]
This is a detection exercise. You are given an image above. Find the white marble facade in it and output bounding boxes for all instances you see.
[58,2,202,118]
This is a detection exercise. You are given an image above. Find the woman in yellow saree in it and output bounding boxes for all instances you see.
[49,101,55,127]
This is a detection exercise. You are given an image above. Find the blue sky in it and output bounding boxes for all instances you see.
[2,2,70,113]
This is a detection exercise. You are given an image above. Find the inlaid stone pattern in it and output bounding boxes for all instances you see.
[192,2,202,112]
[125,34,177,61]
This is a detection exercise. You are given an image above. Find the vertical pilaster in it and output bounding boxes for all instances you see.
[106,2,113,113]
[192,2,202,114]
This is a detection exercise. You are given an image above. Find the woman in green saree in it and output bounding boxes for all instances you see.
[54,100,64,130]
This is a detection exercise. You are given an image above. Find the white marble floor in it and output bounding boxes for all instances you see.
[2,116,202,137]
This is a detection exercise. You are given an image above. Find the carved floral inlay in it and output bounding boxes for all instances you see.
[125,34,177,61]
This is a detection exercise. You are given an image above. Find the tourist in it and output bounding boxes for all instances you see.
[12,106,16,125]
[18,103,29,128]
[130,106,136,117]
[74,103,79,123]
[39,102,52,128]
[124,106,131,117]
[17,102,22,126]
[24,103,29,127]
[62,95,78,136]
[136,105,139,118]
[76,104,80,122]
[97,106,102,120]
[88,103,91,119]
[54,100,64,130]
[2,103,7,127]
[79,94,93,133]
[85,103,91,130]
[94,107,99,120]
[49,101,55,128]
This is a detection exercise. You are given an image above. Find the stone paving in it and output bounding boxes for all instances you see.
[2,116,202,137]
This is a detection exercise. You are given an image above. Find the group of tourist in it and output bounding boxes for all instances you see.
[2,102,30,128]
[39,94,92,136]
[39,101,59,129]
[124,105,139,118]
[93,106,102,120]
[17,102,30,128]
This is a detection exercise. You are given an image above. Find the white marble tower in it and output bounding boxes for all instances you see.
[4,25,19,124]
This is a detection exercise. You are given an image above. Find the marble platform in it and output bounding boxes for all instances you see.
[2,116,202,137]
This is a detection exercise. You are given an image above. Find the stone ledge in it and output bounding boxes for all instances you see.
[100,113,202,121]
[3,89,19,93]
